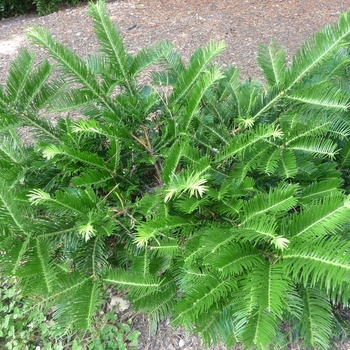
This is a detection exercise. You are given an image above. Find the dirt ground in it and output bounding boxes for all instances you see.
[2,0,350,349]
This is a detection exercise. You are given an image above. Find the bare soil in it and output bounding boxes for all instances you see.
[2,0,350,349]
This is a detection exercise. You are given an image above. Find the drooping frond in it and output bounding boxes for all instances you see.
[74,236,109,277]
[0,236,30,275]
[48,88,97,112]
[16,59,54,111]
[0,179,28,233]
[196,305,240,348]
[133,275,177,327]
[18,238,57,296]
[241,310,278,350]
[156,46,186,81]
[299,286,332,349]
[339,138,350,167]
[69,280,101,330]
[218,65,242,102]
[245,262,292,318]
[51,274,99,329]
[256,147,281,175]
[161,140,186,184]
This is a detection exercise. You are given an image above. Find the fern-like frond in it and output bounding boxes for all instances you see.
[284,120,330,146]
[19,238,57,295]
[161,140,185,184]
[129,41,173,76]
[17,58,54,111]
[180,67,223,131]
[49,88,97,112]
[74,236,109,277]
[28,187,98,216]
[246,262,292,317]
[278,148,298,178]
[240,183,298,225]
[134,276,177,327]
[42,144,109,172]
[257,40,286,87]
[174,195,210,214]
[205,242,263,278]
[148,238,180,257]
[5,49,35,104]
[299,178,343,204]
[285,194,350,239]
[26,26,109,110]
[0,235,31,275]
[164,162,211,202]
[172,274,237,327]
[339,138,350,167]
[157,46,186,81]
[299,286,332,349]
[286,136,338,159]
[71,169,112,188]
[215,124,283,163]
[286,83,349,111]
[134,215,195,247]
[171,40,225,105]
[238,217,291,250]
[51,274,96,328]
[87,0,132,93]
[286,11,350,89]
[218,65,241,102]
[0,179,28,233]
[197,226,235,257]
[241,310,278,350]
[69,280,101,329]
[283,236,350,294]
[256,147,280,175]
[103,269,163,297]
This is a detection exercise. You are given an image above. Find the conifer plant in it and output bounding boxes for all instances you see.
[2,0,350,348]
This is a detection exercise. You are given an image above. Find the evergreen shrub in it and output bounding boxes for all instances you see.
[0,0,84,19]
[2,0,350,348]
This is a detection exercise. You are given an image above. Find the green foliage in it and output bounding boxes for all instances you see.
[87,312,140,350]
[2,0,350,348]
[0,0,84,19]
[0,276,139,349]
